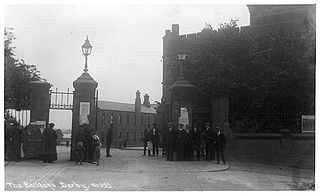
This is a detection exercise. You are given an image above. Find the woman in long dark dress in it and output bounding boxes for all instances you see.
[43,123,58,163]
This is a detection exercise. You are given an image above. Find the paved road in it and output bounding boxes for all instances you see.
[5,146,315,191]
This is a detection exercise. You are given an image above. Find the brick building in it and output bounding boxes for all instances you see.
[96,90,157,148]
[160,5,315,132]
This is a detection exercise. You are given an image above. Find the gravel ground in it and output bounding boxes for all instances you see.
[4,146,315,191]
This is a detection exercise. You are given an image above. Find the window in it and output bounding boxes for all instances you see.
[135,115,137,125]
[147,116,150,123]
[141,115,144,125]
[127,114,129,124]
[102,113,106,124]
[119,114,122,124]
[134,132,136,141]
[110,113,114,123]
[126,132,129,141]
[101,132,105,143]
[154,116,156,122]
[101,113,106,129]
[119,132,122,138]
[140,132,143,142]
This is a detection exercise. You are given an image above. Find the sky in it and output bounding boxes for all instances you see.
[5,4,250,129]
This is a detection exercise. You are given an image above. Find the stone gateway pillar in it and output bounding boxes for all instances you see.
[29,81,51,124]
[71,72,98,160]
[23,81,51,158]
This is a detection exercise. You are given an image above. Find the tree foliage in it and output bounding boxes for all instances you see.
[4,27,45,110]
[183,20,315,132]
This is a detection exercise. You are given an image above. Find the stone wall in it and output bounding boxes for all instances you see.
[225,133,315,169]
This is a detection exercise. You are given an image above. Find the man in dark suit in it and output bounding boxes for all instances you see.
[191,122,201,161]
[143,124,151,156]
[215,126,226,164]
[176,123,187,161]
[166,122,176,161]
[204,122,215,162]
[106,123,114,157]
[151,123,160,157]
[184,125,193,161]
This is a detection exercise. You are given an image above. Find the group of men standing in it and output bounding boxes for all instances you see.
[165,122,226,164]
[143,123,160,157]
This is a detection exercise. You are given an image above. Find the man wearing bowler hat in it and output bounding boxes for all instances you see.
[166,122,176,161]
[215,126,226,164]
[204,122,215,162]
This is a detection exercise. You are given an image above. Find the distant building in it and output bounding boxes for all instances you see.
[96,90,158,147]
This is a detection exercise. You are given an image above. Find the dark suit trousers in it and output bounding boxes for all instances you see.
[216,147,225,163]
[166,143,174,160]
[194,144,201,160]
[106,143,111,156]
[152,141,159,156]
[205,143,214,161]
[176,144,184,161]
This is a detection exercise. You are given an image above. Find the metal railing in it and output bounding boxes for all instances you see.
[49,88,73,110]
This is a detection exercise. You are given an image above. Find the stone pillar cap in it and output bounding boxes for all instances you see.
[73,72,98,85]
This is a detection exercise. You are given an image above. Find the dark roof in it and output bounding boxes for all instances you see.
[98,100,157,114]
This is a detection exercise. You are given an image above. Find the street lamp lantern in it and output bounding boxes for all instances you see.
[81,36,93,72]
[82,36,93,56]
[177,52,187,76]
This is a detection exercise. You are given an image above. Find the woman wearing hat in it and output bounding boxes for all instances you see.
[42,123,58,163]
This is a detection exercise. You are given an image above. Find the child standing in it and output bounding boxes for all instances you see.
[93,135,101,166]
[75,141,86,165]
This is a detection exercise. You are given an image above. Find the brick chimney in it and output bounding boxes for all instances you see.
[143,94,151,108]
[134,90,141,113]
[172,24,179,35]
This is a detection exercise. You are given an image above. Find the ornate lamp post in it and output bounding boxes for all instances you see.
[81,36,93,72]
[169,51,195,126]
[71,36,97,160]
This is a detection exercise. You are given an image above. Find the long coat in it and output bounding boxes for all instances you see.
[106,128,113,147]
[151,128,160,145]
[143,128,151,142]
[216,132,226,149]
[43,127,57,162]
[166,128,177,148]
[176,129,188,160]
[191,128,201,148]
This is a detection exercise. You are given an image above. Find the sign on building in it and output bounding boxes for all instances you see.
[178,107,189,128]
[79,102,90,125]
[301,115,315,133]
[35,121,47,134]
